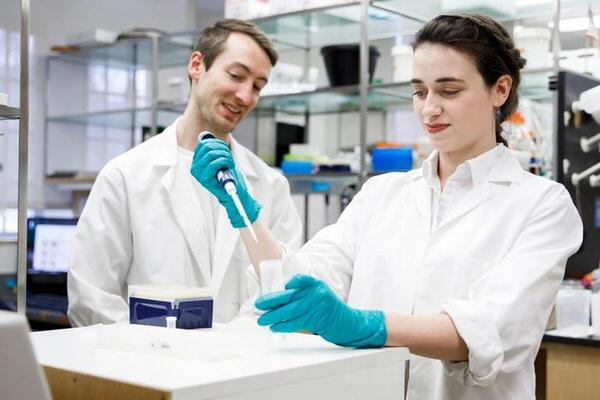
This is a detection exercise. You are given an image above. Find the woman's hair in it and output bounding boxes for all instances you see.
[412,14,526,146]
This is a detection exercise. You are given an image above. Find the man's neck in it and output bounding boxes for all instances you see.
[177,107,231,151]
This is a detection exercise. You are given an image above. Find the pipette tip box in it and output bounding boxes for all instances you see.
[129,285,214,329]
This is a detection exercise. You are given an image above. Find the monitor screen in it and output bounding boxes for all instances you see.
[27,218,78,274]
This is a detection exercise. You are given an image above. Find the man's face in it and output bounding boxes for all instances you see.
[189,32,272,136]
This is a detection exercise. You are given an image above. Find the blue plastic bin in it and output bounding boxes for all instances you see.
[371,147,413,172]
[281,160,313,175]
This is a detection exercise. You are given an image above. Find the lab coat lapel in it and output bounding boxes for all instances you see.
[157,119,211,284]
[408,176,432,235]
[161,164,212,284]
[436,181,490,230]
[211,207,239,293]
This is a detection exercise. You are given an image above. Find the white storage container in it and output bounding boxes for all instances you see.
[391,45,413,82]
[514,27,551,70]
[555,287,591,331]
[559,48,600,79]
[441,0,515,17]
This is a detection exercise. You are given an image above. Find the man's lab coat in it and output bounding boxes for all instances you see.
[68,119,302,326]
[280,147,583,399]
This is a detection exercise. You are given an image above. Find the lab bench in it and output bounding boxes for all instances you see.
[536,332,600,400]
[31,317,409,400]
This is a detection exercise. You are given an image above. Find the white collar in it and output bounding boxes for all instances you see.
[422,144,507,190]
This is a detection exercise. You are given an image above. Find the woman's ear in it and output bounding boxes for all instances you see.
[188,51,205,83]
[492,74,513,108]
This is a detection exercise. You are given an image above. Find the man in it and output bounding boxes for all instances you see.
[68,19,302,326]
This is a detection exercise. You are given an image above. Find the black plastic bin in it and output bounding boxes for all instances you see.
[320,44,380,87]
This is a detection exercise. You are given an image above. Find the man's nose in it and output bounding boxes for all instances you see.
[235,83,253,106]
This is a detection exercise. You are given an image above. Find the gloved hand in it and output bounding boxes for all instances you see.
[191,138,261,228]
[255,274,387,348]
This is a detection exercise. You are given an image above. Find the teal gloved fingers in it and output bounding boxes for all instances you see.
[191,138,234,201]
[255,274,387,348]
[190,138,262,228]
[255,288,297,312]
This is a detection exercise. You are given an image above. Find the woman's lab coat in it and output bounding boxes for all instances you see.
[281,147,583,400]
[68,119,302,326]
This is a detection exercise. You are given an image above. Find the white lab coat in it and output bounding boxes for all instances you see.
[279,147,583,400]
[68,119,302,326]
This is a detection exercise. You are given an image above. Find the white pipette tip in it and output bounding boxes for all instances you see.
[226,183,258,243]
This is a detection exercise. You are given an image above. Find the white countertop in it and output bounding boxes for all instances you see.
[31,317,409,399]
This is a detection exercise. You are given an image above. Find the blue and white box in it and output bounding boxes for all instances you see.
[128,285,214,329]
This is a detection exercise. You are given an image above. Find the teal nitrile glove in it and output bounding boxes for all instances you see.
[255,274,387,348]
[191,138,261,228]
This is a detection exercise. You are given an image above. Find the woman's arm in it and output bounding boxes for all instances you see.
[385,313,468,361]
[240,217,283,275]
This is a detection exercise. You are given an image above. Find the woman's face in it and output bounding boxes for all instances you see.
[411,42,509,157]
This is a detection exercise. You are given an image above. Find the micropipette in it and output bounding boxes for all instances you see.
[199,132,258,242]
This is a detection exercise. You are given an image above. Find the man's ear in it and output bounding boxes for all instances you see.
[188,51,205,82]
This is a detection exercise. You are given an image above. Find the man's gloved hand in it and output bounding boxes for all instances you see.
[191,138,261,228]
[255,274,387,348]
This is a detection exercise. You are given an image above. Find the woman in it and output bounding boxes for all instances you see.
[191,14,583,399]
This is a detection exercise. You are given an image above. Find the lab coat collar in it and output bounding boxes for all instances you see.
[421,144,507,188]
[486,146,523,184]
[410,145,523,232]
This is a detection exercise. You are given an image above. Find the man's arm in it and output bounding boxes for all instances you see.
[67,165,132,326]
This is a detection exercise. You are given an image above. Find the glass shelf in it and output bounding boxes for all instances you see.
[285,173,360,194]
[377,0,600,23]
[46,105,183,129]
[48,31,196,69]
[257,67,553,114]
[257,82,413,114]
[254,1,423,49]
[0,105,20,120]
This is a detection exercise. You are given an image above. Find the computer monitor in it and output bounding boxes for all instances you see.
[27,217,78,275]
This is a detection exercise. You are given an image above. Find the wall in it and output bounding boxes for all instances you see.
[0,0,225,273]
[0,0,201,210]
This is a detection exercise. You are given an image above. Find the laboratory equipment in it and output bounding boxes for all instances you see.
[0,311,52,400]
[259,259,285,341]
[129,285,213,329]
[572,84,600,124]
[580,132,600,153]
[198,132,258,242]
[555,287,590,332]
[166,315,177,329]
[556,70,600,277]
[259,259,284,295]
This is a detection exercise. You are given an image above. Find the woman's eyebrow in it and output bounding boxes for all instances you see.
[411,77,465,84]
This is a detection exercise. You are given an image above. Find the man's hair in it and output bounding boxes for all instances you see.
[192,19,278,70]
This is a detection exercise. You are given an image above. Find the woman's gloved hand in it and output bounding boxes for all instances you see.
[190,138,261,228]
[255,274,387,348]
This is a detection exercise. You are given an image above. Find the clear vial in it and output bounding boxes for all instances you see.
[166,316,177,329]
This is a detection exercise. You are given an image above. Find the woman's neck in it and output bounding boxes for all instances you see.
[437,140,496,190]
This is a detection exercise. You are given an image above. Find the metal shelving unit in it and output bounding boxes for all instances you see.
[0,105,21,120]
[16,0,30,315]
[44,31,195,184]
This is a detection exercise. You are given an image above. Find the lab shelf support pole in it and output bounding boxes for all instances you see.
[358,0,368,187]
[551,0,561,180]
[17,0,30,315]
